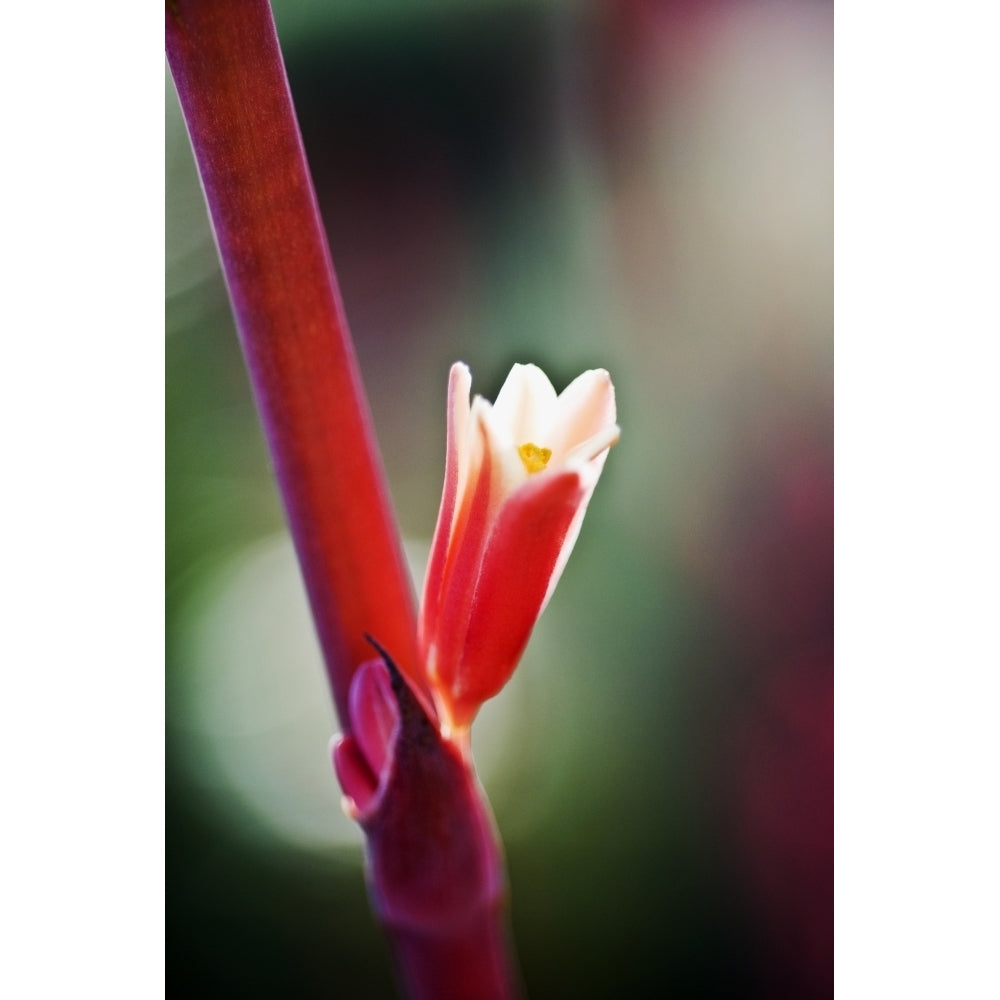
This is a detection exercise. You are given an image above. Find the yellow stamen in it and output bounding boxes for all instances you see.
[518,442,552,474]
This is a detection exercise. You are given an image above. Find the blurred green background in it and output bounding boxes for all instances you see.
[166,1,832,996]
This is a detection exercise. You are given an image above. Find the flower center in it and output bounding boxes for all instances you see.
[517,442,552,474]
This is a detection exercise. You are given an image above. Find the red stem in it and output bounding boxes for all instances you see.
[165,0,418,727]
[166,4,521,998]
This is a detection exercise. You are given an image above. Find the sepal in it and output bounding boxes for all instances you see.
[333,642,505,934]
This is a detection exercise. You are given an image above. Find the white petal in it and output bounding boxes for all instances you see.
[448,362,474,499]
[564,423,621,467]
[547,368,617,465]
[492,363,558,444]
[476,397,531,500]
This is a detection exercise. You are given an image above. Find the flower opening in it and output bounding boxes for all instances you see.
[517,442,552,473]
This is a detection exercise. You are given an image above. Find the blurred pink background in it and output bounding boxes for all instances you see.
[167,1,831,995]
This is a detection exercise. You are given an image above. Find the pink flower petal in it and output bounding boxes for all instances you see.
[564,423,621,467]
[546,368,617,464]
[429,410,498,698]
[538,459,605,611]
[419,363,471,658]
[448,468,589,727]
[417,361,619,731]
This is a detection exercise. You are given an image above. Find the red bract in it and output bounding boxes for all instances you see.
[418,363,619,733]
[333,651,518,1000]
[333,658,400,820]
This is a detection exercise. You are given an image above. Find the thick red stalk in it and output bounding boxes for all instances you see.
[165,0,418,726]
[166,5,521,998]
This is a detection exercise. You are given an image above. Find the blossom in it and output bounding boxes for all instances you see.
[418,362,619,733]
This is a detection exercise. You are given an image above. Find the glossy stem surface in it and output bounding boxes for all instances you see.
[165,0,418,726]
